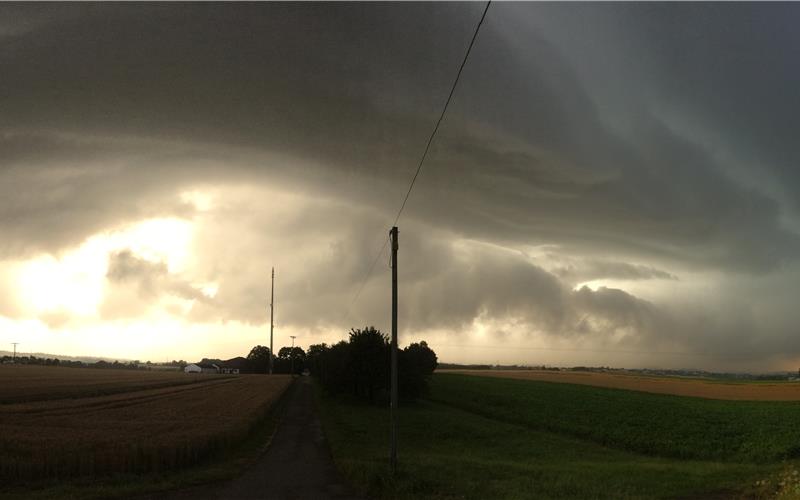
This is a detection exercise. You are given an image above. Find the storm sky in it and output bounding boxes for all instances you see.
[2,2,800,370]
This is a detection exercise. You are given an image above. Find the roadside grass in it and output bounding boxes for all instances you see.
[430,373,800,463]
[317,375,788,499]
[0,379,296,500]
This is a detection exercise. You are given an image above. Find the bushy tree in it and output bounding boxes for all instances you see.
[348,326,390,402]
[399,341,438,399]
[274,346,306,374]
[246,345,271,373]
[327,341,353,392]
[278,346,305,361]
[306,343,328,379]
[310,327,437,403]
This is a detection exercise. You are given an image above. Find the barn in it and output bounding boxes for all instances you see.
[219,357,248,374]
[184,362,220,374]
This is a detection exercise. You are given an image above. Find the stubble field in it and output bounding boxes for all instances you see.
[444,368,800,400]
[0,365,292,483]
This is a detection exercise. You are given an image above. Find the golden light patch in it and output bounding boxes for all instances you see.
[17,241,106,316]
[573,280,609,291]
[16,217,194,317]
[106,218,193,273]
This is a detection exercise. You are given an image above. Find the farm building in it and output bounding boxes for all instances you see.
[219,357,247,374]
[184,362,220,374]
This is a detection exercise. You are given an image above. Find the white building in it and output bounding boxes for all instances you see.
[184,362,219,374]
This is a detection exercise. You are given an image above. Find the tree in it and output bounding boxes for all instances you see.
[246,345,271,374]
[348,326,390,402]
[274,346,306,374]
[277,346,305,360]
[306,343,328,377]
[399,341,438,399]
[330,341,353,391]
[311,327,437,403]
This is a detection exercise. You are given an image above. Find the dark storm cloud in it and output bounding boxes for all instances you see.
[0,157,191,257]
[3,3,800,367]
[2,2,799,274]
[618,3,800,209]
[173,197,735,362]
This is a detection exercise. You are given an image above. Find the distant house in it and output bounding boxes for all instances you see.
[184,362,219,374]
[218,356,248,375]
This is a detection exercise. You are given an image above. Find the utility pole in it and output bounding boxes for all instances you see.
[389,226,399,474]
[11,343,18,362]
[290,335,297,375]
[270,268,275,375]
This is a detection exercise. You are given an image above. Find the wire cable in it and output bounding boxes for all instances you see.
[393,0,491,226]
[341,2,492,328]
[341,236,390,328]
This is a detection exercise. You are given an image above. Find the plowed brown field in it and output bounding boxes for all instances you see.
[445,369,800,400]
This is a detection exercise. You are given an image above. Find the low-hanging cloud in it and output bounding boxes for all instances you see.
[552,259,677,284]
[2,3,800,369]
[103,250,212,320]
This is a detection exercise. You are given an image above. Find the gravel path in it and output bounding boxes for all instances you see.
[148,377,360,500]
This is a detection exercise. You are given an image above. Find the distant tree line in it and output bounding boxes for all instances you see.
[0,355,178,370]
[436,362,493,370]
[305,326,437,402]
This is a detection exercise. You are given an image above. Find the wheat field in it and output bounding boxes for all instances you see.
[0,366,292,481]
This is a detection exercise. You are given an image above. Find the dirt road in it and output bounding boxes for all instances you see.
[151,377,359,500]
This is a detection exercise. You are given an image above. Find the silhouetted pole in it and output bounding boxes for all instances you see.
[11,343,18,362]
[270,268,275,375]
[290,335,297,375]
[389,226,399,474]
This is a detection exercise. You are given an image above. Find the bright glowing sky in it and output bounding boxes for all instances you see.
[3,3,800,370]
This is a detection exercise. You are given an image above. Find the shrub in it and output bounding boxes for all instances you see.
[310,327,437,402]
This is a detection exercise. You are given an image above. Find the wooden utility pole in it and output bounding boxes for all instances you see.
[11,342,18,362]
[389,226,399,474]
[270,268,275,375]
[290,335,297,375]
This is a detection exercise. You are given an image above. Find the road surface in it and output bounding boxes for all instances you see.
[149,377,360,500]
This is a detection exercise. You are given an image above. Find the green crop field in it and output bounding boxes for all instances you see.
[430,374,800,463]
[318,373,800,499]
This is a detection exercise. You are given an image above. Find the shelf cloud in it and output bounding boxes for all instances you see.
[2,3,800,369]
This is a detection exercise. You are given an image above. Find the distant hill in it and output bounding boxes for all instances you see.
[0,350,133,364]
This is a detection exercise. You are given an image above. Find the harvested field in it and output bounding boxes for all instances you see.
[0,366,292,482]
[0,365,209,404]
[443,369,800,400]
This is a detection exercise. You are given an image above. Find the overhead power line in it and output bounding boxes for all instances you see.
[342,2,491,327]
[342,236,390,328]
[393,0,491,227]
